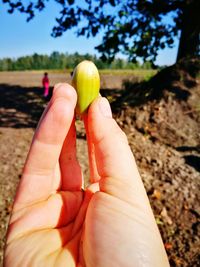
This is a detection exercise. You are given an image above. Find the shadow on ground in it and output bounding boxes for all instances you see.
[176,146,200,153]
[0,84,54,128]
[0,84,124,129]
[176,146,200,172]
[184,155,200,172]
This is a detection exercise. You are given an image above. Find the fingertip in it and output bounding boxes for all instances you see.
[52,83,77,105]
[98,97,113,118]
[89,96,112,119]
[88,96,125,145]
[49,83,77,124]
[35,83,77,144]
[88,97,112,141]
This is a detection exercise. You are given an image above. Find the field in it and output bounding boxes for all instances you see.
[0,69,156,87]
[0,70,200,266]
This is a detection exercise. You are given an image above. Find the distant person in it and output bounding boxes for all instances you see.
[42,72,50,97]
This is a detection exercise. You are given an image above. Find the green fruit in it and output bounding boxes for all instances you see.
[72,60,100,114]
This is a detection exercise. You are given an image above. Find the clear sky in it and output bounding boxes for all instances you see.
[0,1,178,66]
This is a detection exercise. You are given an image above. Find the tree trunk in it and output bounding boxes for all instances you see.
[177,0,200,62]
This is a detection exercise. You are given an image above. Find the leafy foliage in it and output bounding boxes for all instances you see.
[0,52,154,71]
[2,0,199,62]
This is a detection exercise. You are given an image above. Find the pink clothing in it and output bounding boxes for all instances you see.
[43,85,49,97]
[42,76,49,97]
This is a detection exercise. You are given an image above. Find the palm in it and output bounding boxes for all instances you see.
[6,176,141,267]
[5,183,134,267]
[5,84,169,267]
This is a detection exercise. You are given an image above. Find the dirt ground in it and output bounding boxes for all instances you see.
[0,71,200,266]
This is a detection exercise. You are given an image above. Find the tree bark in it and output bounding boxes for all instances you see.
[177,0,200,61]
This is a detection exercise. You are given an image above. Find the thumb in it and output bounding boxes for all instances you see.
[87,97,147,204]
[87,97,169,267]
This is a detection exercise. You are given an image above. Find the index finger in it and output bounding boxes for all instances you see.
[14,84,77,210]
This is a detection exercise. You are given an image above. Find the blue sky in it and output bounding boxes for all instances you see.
[0,1,178,66]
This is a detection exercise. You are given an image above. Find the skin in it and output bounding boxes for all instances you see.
[4,83,169,267]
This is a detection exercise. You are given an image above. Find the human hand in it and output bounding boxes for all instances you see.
[4,84,169,267]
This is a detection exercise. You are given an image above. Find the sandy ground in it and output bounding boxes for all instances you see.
[0,70,138,89]
[0,71,200,266]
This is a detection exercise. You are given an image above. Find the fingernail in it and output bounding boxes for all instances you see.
[98,97,112,118]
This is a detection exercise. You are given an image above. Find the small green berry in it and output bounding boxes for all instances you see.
[72,60,100,114]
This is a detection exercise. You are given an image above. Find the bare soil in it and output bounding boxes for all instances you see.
[0,71,200,266]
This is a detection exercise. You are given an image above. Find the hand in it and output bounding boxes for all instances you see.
[4,84,169,267]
